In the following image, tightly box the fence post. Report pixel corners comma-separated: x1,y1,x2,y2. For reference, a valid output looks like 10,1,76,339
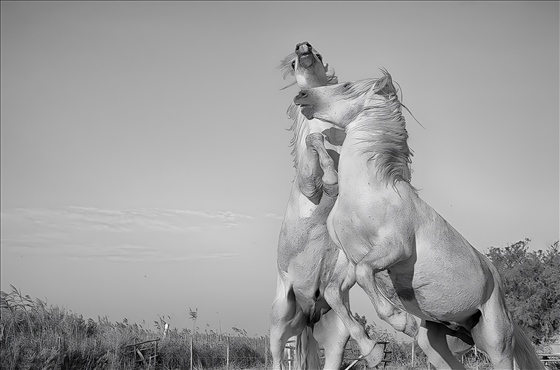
288,341,292,370
475,345,479,370
265,337,268,369
226,336,230,370
411,341,415,368
190,336,193,370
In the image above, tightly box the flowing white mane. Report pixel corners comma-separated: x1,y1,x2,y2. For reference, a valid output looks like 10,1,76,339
278,52,339,168
347,72,414,187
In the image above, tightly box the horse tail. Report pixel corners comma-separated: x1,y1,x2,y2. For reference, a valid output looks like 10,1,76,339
512,322,544,370
293,326,321,370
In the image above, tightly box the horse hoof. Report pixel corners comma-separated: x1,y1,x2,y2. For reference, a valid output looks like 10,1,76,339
363,343,385,369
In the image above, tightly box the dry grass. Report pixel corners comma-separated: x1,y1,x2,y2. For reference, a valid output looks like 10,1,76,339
2,286,551,370
0,285,267,370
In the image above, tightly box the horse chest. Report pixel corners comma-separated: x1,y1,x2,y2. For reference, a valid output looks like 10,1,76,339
328,204,378,264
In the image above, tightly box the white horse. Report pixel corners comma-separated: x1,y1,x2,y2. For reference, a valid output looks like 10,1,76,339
293,70,544,370
273,45,419,370
270,41,351,370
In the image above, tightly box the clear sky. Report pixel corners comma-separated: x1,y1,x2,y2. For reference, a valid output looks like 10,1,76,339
1,1,558,338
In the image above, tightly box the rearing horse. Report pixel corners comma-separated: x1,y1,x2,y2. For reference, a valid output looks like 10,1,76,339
272,44,419,370
293,70,544,370
270,41,351,370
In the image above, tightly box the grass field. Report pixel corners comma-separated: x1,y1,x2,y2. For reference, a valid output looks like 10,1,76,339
1,285,555,369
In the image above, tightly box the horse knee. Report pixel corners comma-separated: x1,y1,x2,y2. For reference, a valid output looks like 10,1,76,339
355,261,374,287
319,154,334,170
324,283,341,307
305,132,324,148
404,314,420,337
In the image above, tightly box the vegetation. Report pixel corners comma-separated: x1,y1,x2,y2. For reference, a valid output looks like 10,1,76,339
1,239,558,369
0,286,268,369
486,239,560,345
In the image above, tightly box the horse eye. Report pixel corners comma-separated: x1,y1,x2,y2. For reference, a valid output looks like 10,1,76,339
291,60,296,69
316,54,323,61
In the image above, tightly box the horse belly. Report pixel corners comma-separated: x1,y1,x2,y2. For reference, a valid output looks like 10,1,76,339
393,255,487,323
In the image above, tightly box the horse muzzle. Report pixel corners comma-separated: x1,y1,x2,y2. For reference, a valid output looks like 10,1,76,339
295,42,316,69
294,92,315,120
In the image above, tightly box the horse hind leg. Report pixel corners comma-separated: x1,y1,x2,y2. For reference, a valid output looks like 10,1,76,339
470,292,515,370
417,320,466,370
312,301,350,369
270,280,307,370
471,294,544,369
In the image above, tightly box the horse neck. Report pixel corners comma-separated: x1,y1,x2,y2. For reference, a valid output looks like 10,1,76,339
290,107,340,168
342,96,413,187
287,71,340,168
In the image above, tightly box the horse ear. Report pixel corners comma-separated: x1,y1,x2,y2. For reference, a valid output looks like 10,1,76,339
373,75,389,93
373,70,397,95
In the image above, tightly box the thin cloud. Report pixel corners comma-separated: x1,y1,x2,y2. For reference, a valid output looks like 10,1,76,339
1,206,252,262
3,237,238,263
82,244,238,263
1,206,254,234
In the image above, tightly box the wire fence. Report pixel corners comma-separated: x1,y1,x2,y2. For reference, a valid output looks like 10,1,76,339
131,330,270,369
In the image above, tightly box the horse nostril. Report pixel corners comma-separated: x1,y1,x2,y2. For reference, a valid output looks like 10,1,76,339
295,41,312,52
298,91,307,99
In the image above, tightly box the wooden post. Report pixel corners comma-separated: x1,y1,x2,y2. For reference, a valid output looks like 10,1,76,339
226,337,230,370
264,337,268,369
475,345,479,370
288,341,292,370
190,336,193,370
411,341,415,368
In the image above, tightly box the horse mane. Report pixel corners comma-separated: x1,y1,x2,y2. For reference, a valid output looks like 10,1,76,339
278,51,339,168
285,102,309,167
348,71,414,188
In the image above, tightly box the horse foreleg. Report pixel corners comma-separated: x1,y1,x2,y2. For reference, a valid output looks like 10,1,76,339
324,251,385,369
374,271,419,338
297,143,324,205
305,132,338,198
354,238,418,335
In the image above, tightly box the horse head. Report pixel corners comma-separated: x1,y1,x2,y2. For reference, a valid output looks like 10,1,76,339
293,70,398,127
293,41,329,89
279,42,337,90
